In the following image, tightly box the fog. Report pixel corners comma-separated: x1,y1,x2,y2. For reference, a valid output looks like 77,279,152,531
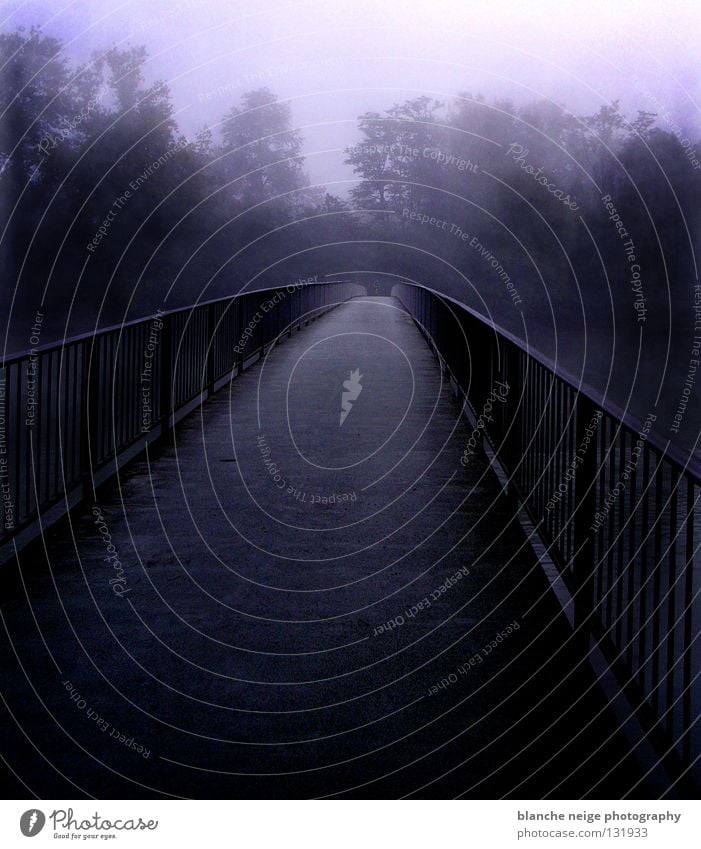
2,0,701,451
4,0,700,188
3,1,701,804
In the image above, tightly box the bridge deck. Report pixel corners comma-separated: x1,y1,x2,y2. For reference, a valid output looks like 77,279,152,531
0,296,647,798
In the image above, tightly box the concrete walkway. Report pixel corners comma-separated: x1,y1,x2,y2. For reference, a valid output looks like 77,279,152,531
0,297,648,799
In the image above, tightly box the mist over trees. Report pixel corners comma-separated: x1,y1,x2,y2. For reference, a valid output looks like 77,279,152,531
342,93,701,436
0,27,354,348
2,25,700,442
344,94,699,342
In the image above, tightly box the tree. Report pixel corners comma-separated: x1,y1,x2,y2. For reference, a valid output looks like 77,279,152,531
0,26,73,180
219,87,307,210
345,97,444,214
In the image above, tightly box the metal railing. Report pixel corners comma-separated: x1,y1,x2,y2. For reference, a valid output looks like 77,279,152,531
393,281,700,789
0,281,364,554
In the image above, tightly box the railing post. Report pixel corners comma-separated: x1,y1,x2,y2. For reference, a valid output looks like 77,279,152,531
235,297,245,371
259,301,266,361
502,342,520,509
81,337,100,502
276,291,281,345
572,396,600,652
206,302,216,394
159,313,173,443
0,364,10,546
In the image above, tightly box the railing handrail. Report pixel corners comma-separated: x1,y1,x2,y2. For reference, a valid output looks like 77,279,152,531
392,280,701,483
393,280,701,788
1,278,338,366
0,279,363,557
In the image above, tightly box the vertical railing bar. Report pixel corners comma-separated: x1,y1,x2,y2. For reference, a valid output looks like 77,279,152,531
605,423,615,631
564,385,572,563
552,377,562,548
13,364,22,526
596,416,607,613
639,447,651,696
626,440,638,670
49,349,56,501
122,329,129,449
113,330,119,456
133,327,140,442
24,359,31,521
615,430,627,650
206,302,215,392
525,359,532,502
528,361,535,505
652,455,664,715
81,337,96,501
118,331,123,457
160,312,172,440
189,310,195,399
541,367,548,517
572,393,598,643
37,350,45,506
60,347,69,492
126,329,133,448
682,477,695,764
101,332,107,465
569,388,578,563
2,363,11,541
541,367,549,519
544,372,553,539
71,344,79,483
666,467,679,736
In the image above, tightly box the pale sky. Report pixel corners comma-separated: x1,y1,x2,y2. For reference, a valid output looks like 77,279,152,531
2,0,700,189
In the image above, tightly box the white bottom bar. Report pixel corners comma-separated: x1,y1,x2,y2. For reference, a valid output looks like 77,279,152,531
1,800,699,848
